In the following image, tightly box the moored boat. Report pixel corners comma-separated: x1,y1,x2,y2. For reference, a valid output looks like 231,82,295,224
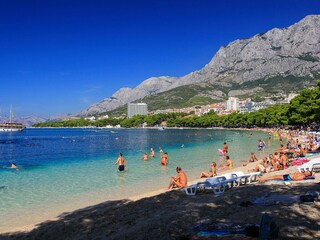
0,105,26,132
0,122,26,132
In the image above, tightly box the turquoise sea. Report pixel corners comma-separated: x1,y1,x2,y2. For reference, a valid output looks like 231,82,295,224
0,128,279,231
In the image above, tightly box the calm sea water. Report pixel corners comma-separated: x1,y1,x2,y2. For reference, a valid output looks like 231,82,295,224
0,128,278,230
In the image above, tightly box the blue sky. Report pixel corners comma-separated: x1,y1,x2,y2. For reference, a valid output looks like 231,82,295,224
0,0,319,117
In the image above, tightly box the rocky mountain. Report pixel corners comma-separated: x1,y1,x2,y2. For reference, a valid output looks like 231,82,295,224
78,15,320,116
0,115,47,127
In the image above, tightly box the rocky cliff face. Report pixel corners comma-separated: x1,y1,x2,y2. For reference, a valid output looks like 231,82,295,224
78,15,320,116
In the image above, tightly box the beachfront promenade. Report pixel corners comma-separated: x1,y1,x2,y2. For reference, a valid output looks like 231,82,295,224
1,129,319,239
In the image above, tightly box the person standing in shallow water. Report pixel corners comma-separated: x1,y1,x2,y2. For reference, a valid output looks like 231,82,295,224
150,148,155,158
161,152,168,165
114,153,126,171
223,142,228,156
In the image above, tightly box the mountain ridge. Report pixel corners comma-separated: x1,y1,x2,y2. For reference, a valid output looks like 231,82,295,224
78,15,320,116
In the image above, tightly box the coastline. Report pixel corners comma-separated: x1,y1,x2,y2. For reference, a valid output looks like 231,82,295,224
1,159,319,239
0,127,271,233
1,127,319,239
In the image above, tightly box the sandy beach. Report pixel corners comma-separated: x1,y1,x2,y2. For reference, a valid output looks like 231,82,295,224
1,158,319,240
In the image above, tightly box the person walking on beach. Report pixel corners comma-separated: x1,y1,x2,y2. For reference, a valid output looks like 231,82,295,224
114,153,126,171
168,166,188,189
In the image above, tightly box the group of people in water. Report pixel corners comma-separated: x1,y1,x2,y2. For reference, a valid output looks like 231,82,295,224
114,127,320,189
114,147,170,172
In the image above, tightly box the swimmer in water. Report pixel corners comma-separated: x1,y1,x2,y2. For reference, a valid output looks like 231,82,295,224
11,163,17,169
142,153,148,161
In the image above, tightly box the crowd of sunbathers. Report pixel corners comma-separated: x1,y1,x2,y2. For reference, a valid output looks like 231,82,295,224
167,128,320,190
249,129,320,175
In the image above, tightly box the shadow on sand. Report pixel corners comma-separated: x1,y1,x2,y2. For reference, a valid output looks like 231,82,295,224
1,182,319,239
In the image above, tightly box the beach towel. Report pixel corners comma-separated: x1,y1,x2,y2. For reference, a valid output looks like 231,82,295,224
192,221,259,239
298,157,320,172
239,193,318,207
291,158,309,166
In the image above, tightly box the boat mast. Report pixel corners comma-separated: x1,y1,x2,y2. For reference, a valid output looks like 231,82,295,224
10,105,13,123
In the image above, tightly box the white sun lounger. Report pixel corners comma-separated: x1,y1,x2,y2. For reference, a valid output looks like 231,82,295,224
184,176,233,196
231,171,261,185
298,157,320,173
311,163,320,173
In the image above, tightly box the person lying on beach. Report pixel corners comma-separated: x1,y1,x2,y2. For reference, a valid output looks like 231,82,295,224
142,153,148,161
114,153,126,171
200,162,217,178
258,171,313,182
168,166,188,189
249,157,274,173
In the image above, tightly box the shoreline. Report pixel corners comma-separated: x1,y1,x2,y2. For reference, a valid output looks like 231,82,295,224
1,128,318,237
0,160,261,234
0,127,273,234
0,157,303,235
1,159,319,239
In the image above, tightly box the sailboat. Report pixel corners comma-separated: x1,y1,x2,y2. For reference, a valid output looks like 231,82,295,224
0,105,26,132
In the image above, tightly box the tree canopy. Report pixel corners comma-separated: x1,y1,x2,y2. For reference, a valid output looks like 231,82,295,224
33,80,320,129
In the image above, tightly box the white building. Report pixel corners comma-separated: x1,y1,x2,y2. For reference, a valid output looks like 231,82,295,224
127,103,148,118
286,93,299,103
226,97,239,111
98,115,109,120
85,116,96,121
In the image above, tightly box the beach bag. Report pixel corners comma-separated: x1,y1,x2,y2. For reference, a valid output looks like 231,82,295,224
259,213,279,239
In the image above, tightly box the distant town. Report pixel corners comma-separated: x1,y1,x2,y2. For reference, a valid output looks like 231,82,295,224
83,92,299,121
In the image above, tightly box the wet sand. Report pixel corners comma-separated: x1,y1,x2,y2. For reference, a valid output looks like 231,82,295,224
1,160,319,240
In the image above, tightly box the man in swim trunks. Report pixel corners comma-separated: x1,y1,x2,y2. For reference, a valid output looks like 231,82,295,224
114,153,126,171
258,171,312,182
168,166,188,189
